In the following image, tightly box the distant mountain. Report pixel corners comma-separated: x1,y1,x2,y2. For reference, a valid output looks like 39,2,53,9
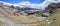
0,2,43,16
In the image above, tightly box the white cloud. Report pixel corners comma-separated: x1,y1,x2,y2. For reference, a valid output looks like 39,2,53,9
0,1,14,6
18,1,31,4
15,0,60,10
38,0,60,10
0,0,60,10
14,1,40,9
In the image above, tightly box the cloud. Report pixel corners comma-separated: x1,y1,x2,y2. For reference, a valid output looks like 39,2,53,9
0,1,14,6
18,1,31,4
38,0,59,10
15,1,39,8
15,0,60,10
0,0,60,10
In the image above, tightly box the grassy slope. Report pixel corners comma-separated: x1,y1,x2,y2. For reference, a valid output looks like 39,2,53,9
0,8,39,24
0,6,60,26
48,9,60,26
0,21,4,26
37,9,60,26
0,21,8,26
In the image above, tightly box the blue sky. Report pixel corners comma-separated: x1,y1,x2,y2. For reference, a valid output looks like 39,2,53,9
0,0,45,4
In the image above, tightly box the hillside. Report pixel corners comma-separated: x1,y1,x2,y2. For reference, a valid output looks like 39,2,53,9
37,3,60,26
0,2,60,26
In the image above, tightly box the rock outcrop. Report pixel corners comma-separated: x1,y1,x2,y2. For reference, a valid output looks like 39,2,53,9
41,3,60,17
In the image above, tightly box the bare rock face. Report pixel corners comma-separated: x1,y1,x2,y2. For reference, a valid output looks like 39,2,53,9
45,3,60,13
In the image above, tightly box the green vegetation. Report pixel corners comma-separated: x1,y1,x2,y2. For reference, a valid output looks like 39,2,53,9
37,9,60,26
34,12,42,17
0,21,4,26
0,21,8,26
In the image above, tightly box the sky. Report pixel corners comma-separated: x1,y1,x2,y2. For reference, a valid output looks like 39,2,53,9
0,0,45,4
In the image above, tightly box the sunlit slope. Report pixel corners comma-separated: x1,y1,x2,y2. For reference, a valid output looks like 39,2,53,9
48,9,60,26
0,8,40,23
37,8,60,26
0,21,8,26
0,21,4,26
